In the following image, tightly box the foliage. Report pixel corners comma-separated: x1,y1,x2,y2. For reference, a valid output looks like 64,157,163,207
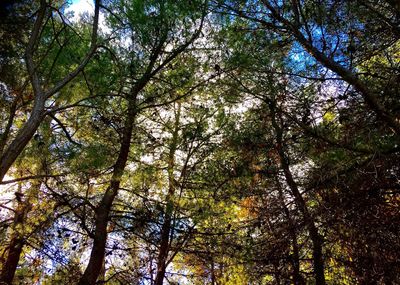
1,0,399,284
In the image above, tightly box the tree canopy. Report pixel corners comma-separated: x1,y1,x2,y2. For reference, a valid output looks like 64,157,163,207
0,0,399,284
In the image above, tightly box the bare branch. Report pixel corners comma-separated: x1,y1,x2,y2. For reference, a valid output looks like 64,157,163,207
0,174,66,185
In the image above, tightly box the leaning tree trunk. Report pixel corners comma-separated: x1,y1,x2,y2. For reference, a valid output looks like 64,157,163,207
0,100,44,182
77,96,137,285
0,0,100,182
0,0,47,182
77,14,203,282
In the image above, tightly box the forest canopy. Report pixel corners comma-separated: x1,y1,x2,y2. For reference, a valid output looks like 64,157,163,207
0,0,399,284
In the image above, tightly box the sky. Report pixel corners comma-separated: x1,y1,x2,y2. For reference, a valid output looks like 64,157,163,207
66,0,94,22
66,0,110,33
0,0,99,217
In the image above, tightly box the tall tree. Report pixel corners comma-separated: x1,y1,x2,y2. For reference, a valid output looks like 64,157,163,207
0,0,100,182
77,1,206,283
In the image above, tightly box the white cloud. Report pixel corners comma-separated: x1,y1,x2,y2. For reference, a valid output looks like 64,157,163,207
65,0,94,22
65,0,110,33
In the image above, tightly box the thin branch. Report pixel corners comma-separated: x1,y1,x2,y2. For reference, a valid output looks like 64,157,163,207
0,174,66,185
44,0,101,98
48,113,82,146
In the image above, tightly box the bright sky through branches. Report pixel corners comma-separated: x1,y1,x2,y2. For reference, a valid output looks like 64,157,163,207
66,0,93,21
66,0,110,33
1,1,399,283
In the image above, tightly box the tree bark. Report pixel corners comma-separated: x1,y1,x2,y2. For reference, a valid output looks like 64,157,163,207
0,102,44,181
154,213,172,285
276,178,304,285
0,0,47,182
270,102,326,285
77,95,137,285
0,237,24,285
0,99,18,157
0,180,38,284
210,257,216,285
154,103,181,285
77,13,203,283
0,0,100,182
0,207,26,285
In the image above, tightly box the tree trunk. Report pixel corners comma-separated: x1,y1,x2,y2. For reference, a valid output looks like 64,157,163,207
278,153,325,285
210,257,216,285
262,1,400,134
270,102,326,285
276,178,304,285
0,0,47,183
0,102,44,182
0,179,41,284
0,237,24,284
77,98,136,285
0,0,100,182
278,146,325,285
154,103,181,285
0,99,18,157
77,16,201,282
154,214,172,285
1,201,31,283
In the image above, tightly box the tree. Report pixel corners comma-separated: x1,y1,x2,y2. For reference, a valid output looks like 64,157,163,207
1,1,399,284
220,0,400,134
0,0,100,182
76,1,207,283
